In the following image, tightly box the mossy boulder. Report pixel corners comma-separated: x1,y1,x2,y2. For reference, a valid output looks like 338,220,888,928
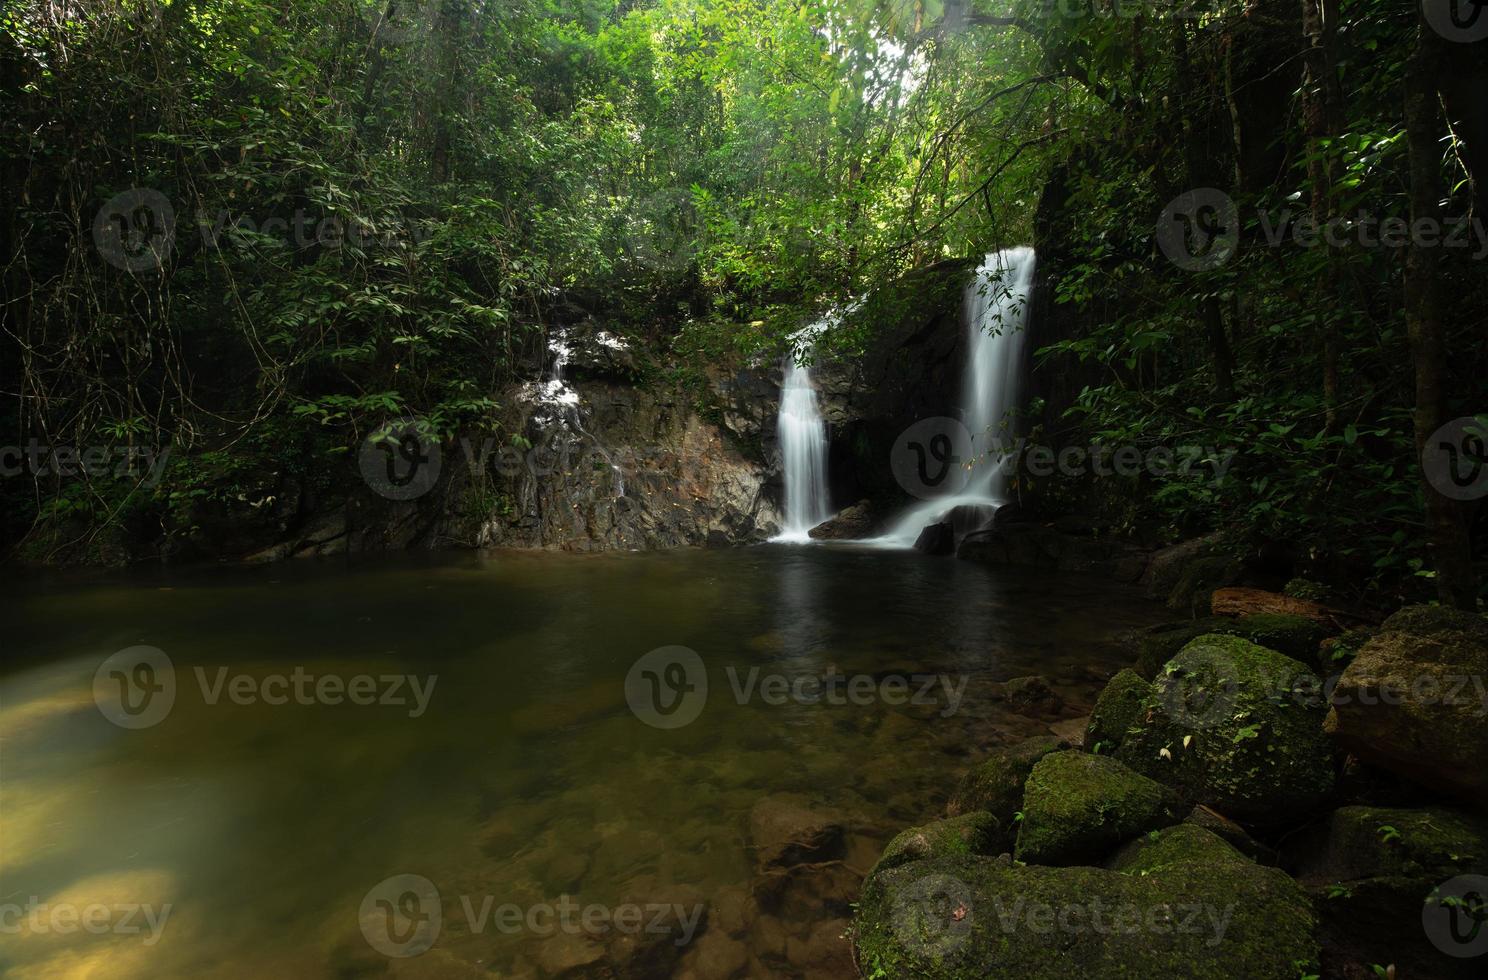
1227,613,1331,666
1293,806,1488,980
945,735,1065,820
1166,553,1243,616
1116,634,1335,827
1133,618,1237,678
1134,614,1330,677
1015,752,1182,866
874,812,1003,875
853,825,1319,979
1298,806,1488,883
1326,605,1488,808
1085,669,1152,754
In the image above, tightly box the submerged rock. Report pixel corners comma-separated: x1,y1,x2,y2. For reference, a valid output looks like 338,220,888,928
1116,634,1335,827
1326,605,1488,808
945,735,1066,822
1000,674,1065,718
749,795,846,872
1015,752,1182,866
852,824,1318,978
1083,668,1151,754
956,522,1149,582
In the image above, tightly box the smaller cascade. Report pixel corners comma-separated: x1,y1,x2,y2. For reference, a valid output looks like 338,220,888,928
772,324,834,542
523,327,625,497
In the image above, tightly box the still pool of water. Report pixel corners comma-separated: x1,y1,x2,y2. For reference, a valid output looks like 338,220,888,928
2,545,1164,979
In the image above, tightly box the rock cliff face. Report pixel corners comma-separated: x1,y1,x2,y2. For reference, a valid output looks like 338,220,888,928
809,258,977,514
236,324,782,562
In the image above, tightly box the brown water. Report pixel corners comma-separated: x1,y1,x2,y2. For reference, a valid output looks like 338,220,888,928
1,544,1163,979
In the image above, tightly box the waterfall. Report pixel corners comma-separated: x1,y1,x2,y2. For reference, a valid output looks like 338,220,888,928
772,326,834,542
879,247,1036,546
527,328,625,497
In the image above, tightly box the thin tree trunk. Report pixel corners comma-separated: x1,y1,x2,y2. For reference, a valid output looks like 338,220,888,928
1301,0,1344,433
1404,24,1478,609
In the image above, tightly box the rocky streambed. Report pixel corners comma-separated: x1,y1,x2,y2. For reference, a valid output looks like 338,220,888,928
850,594,1488,980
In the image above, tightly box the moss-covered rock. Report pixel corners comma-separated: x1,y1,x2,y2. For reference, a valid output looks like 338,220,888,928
1182,806,1276,865
1228,613,1331,666
1116,634,1335,827
1293,806,1488,980
1085,669,1152,754
945,735,1065,820
1299,806,1488,883
1326,605,1488,808
874,812,1003,875
1379,604,1488,640
1015,752,1182,866
1133,614,1329,677
853,825,1318,979
1133,618,1236,679
1166,554,1243,616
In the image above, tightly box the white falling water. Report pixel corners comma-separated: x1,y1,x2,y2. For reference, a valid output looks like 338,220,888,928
772,325,834,543
879,247,1036,545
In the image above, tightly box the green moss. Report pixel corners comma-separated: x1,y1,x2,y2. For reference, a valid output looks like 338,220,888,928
946,735,1065,820
1135,615,1330,677
1085,669,1152,753
1321,806,1488,881
1116,634,1335,827
1230,613,1331,666
1165,554,1242,616
875,812,1005,875
1381,604,1488,640
853,826,1319,979
1015,752,1181,866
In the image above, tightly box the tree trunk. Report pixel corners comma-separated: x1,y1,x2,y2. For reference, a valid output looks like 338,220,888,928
1404,24,1478,609
1300,0,1344,433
